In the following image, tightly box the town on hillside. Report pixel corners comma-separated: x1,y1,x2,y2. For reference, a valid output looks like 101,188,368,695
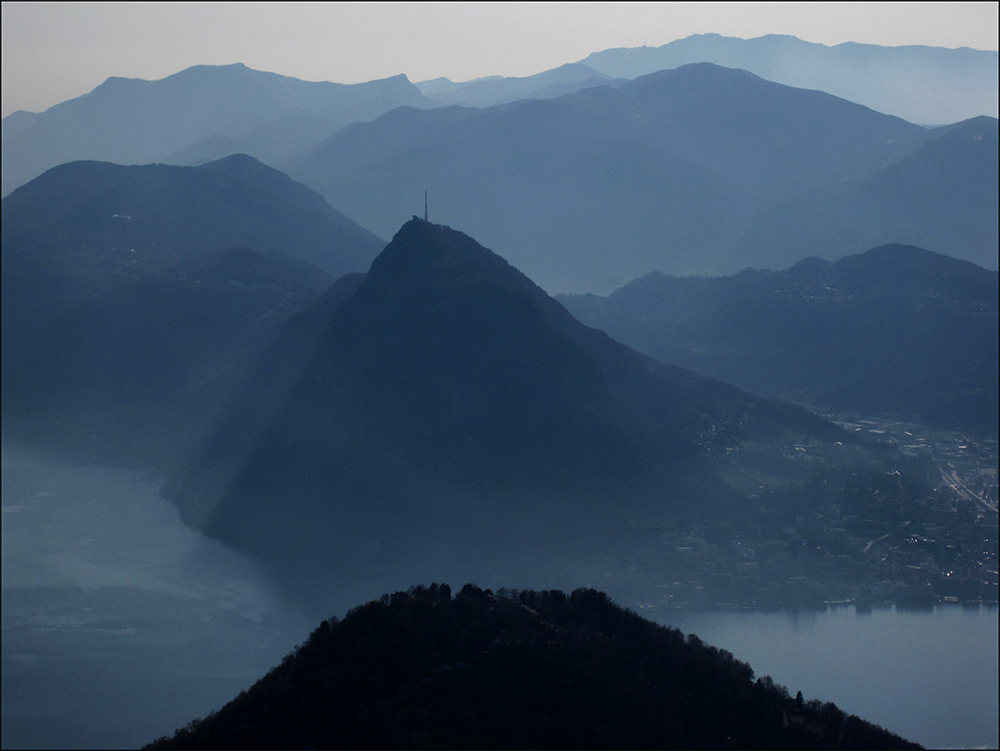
624,414,998,612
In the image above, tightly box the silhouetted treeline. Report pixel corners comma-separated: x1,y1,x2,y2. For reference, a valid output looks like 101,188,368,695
147,584,920,749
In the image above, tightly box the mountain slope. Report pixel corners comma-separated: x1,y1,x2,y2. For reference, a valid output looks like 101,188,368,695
582,33,998,125
418,62,623,107
734,116,999,270
286,63,943,292
146,585,920,750
612,64,925,197
1,247,328,472
1,154,384,324
558,244,999,434
1,63,437,195
1,155,384,471
164,271,367,528
191,220,846,591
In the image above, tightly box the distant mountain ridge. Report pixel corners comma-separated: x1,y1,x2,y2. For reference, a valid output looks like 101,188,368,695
414,33,996,124
416,62,627,107
1,62,438,196
558,244,999,435
734,116,999,269
6,32,992,192
581,33,998,124
286,63,996,293
5,42,995,293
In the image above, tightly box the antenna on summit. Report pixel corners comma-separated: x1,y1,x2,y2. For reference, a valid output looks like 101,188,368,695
424,190,428,222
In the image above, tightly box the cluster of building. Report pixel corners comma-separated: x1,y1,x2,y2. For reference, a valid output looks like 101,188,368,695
633,416,998,611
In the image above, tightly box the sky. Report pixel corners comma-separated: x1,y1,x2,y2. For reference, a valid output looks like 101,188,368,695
2,1,998,118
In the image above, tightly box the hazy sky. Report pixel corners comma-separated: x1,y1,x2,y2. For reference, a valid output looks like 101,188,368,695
2,2,998,118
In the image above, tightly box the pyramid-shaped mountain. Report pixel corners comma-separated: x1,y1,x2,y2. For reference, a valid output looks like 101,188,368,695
193,220,842,588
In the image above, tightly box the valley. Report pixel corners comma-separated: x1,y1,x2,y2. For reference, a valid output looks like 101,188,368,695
4,439,995,749
3,9,997,748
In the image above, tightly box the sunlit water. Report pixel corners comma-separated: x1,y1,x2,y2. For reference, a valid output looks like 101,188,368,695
3,443,997,749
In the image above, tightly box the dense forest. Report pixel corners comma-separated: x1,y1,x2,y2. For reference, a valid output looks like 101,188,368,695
147,584,920,750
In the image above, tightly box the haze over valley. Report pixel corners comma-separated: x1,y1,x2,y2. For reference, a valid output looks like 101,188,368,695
2,6,997,748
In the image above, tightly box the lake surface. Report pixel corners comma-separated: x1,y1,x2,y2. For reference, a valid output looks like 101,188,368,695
660,603,998,749
1,444,316,749
3,443,997,749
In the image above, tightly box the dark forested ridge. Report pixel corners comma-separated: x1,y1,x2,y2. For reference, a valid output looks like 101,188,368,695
146,584,921,750
558,244,999,435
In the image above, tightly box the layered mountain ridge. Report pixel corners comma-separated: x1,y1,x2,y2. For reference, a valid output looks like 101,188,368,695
559,244,999,434
5,54,995,293
735,115,998,270
1,62,437,196
2,32,995,751
1,154,384,321
288,63,996,292
581,33,998,124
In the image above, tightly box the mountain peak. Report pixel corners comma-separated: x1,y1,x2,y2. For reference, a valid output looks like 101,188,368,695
366,218,524,292
197,152,286,179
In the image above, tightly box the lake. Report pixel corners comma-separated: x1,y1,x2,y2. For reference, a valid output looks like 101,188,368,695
3,443,997,749
1,444,316,749
660,603,998,749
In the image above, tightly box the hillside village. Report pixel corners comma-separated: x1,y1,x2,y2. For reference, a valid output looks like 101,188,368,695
625,414,997,612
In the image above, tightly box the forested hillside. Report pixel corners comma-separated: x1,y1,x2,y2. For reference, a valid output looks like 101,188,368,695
147,585,921,750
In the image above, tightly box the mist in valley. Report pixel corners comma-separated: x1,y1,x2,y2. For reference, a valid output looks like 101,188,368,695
4,440,996,750
3,5,998,749
1,444,314,749
0,440,684,748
